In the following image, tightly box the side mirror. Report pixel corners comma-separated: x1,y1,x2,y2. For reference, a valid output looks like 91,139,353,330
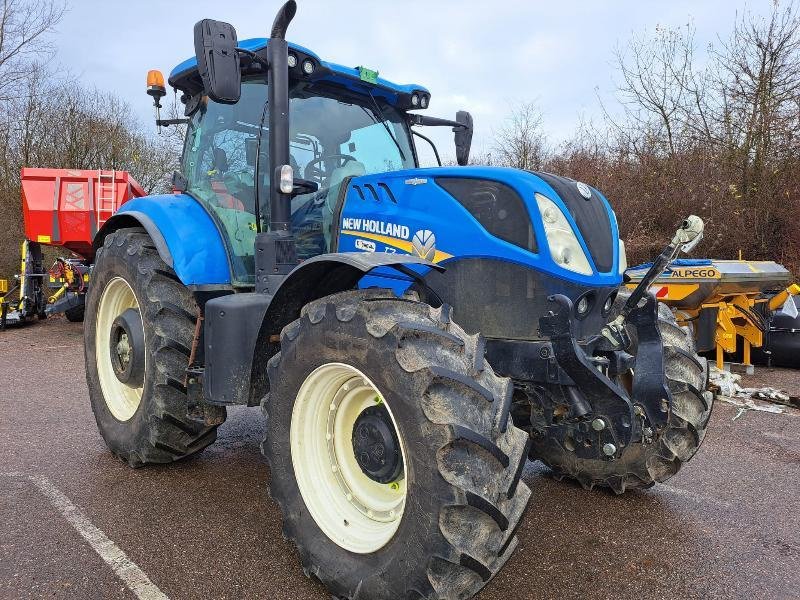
454,110,473,166
193,19,242,104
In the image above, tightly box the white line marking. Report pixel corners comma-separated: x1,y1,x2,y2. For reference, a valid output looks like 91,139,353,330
2,472,169,600
660,484,731,509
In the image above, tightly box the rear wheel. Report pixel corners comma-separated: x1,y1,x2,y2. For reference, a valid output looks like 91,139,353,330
529,296,713,493
84,228,225,467
65,303,85,322
263,289,531,599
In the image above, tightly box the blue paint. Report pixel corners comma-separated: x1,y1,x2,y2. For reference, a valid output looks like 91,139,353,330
117,195,231,286
335,167,624,295
170,38,427,105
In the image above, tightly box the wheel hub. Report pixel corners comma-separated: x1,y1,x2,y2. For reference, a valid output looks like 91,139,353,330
291,363,407,554
109,307,145,387
352,405,403,484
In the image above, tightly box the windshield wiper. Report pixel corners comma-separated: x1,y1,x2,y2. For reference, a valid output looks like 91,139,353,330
366,91,406,162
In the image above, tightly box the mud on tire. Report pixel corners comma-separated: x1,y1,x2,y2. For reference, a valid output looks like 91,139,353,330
85,228,226,467
529,295,713,494
262,289,531,600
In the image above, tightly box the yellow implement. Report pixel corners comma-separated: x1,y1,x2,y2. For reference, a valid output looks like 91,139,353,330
626,260,799,369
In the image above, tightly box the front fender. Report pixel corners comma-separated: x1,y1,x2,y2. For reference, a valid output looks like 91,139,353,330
94,194,231,287
241,252,443,405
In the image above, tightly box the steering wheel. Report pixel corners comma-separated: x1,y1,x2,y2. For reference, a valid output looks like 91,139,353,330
304,153,357,181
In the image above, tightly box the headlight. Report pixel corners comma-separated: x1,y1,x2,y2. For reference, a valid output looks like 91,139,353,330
618,239,627,274
535,193,593,275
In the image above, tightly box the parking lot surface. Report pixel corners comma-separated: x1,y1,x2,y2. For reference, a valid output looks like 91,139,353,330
1,317,798,599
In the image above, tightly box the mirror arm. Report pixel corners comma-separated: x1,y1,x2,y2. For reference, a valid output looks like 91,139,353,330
236,47,269,70
407,113,465,129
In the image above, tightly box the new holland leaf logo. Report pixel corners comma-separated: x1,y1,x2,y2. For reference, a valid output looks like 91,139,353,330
411,229,436,261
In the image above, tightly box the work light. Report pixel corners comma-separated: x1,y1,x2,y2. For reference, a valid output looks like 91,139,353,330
279,165,294,194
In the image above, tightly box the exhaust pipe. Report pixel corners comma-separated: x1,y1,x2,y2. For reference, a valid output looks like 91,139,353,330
267,0,297,233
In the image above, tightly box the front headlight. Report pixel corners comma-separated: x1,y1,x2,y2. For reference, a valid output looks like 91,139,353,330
618,239,627,274
535,193,593,275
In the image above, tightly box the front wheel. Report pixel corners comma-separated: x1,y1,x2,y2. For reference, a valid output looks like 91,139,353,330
263,289,531,600
529,296,713,493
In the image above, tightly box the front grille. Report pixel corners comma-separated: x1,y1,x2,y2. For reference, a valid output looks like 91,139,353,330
422,258,615,341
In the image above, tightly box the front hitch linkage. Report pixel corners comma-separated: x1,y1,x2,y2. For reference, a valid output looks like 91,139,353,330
601,215,705,349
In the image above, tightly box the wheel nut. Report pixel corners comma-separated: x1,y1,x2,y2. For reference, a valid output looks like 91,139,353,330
591,418,606,431
602,443,617,456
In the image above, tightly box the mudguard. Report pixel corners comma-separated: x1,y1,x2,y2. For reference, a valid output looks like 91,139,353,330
94,194,231,288
205,252,443,406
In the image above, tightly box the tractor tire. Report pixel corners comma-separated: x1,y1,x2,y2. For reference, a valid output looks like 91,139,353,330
65,304,85,323
84,227,226,467
530,294,713,494
262,289,531,600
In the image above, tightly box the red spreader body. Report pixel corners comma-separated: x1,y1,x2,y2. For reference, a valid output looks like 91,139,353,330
21,168,146,258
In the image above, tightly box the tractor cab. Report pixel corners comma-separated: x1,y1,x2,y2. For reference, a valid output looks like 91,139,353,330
162,38,465,286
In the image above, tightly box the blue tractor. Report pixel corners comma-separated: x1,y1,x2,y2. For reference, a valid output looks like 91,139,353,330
84,3,713,598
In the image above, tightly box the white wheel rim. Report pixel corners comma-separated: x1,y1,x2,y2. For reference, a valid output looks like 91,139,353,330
290,363,407,554
95,277,144,421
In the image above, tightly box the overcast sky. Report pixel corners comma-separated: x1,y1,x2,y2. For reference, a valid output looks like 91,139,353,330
52,0,775,163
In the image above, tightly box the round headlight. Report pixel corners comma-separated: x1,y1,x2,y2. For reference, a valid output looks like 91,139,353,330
577,296,589,315
420,95,429,109
288,53,298,68
542,207,558,224
302,59,315,75
411,93,420,107
603,294,615,313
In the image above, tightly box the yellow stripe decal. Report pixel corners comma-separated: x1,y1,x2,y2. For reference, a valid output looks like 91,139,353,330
341,230,452,263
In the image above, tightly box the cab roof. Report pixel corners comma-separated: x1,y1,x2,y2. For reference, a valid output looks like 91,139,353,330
168,37,430,109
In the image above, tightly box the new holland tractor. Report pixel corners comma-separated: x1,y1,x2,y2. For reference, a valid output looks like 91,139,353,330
84,2,713,598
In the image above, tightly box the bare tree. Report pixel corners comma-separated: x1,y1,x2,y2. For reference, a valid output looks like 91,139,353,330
0,0,64,100
492,101,548,170
713,3,800,195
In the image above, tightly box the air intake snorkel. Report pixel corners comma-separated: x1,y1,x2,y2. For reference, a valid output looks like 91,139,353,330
268,0,297,233
253,0,300,295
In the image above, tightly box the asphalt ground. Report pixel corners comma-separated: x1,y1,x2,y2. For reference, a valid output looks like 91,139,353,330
1,316,798,600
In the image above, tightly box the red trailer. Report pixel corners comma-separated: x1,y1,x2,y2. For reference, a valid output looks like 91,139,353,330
21,168,146,258
2,169,146,327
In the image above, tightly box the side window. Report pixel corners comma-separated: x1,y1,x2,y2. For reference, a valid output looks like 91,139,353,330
181,80,267,286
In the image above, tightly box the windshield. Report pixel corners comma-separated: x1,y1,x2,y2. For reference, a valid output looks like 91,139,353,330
181,80,416,285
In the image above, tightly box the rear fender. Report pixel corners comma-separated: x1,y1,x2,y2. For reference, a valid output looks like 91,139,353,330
94,194,232,289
